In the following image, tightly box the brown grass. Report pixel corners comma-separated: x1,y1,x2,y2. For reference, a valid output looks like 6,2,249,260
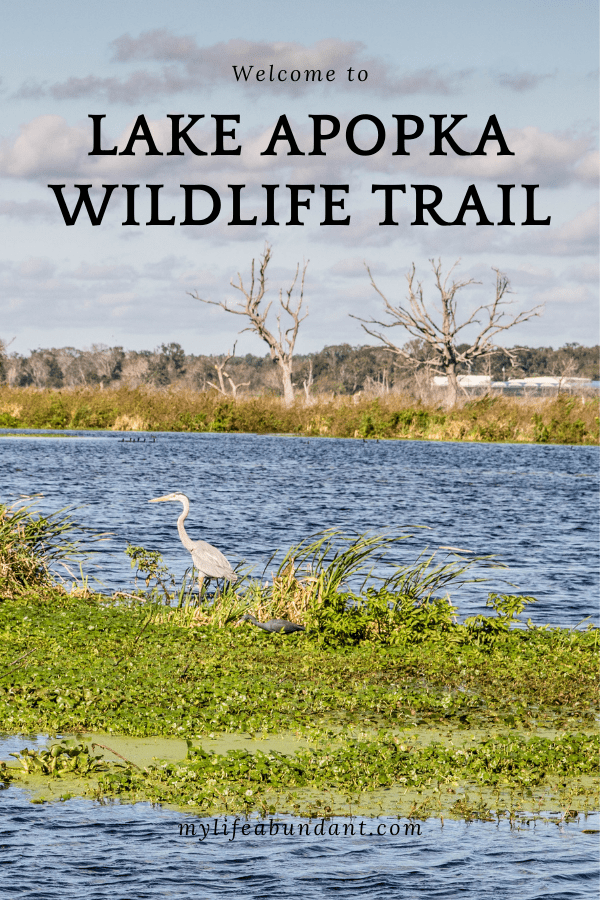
0,385,597,444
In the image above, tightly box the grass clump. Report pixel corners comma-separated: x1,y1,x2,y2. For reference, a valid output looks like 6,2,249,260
126,528,497,646
0,500,97,600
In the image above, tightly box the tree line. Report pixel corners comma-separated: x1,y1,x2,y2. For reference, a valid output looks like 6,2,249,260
1,246,597,402
0,340,596,397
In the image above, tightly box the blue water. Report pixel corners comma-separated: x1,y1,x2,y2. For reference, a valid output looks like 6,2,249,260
0,429,598,624
0,430,598,896
1,787,598,899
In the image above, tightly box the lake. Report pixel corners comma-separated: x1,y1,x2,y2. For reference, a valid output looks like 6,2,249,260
1,778,598,900
0,429,597,624
0,429,598,897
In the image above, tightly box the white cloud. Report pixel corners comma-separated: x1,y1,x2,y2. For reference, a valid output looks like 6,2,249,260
562,261,599,284
0,115,89,178
328,258,370,278
14,33,471,102
529,203,599,256
573,150,599,184
534,284,590,305
67,262,138,281
17,257,56,278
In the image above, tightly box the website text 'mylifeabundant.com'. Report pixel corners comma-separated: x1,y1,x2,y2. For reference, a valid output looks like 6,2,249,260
178,818,422,842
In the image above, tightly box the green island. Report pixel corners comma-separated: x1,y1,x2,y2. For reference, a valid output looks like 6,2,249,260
0,502,598,823
0,386,598,444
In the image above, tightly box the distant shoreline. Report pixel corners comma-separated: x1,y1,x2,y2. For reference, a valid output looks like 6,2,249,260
0,386,598,445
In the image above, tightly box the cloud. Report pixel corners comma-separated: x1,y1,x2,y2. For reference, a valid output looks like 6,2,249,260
0,115,89,178
17,257,56,279
0,199,57,221
496,71,554,92
534,284,591,305
413,202,599,259
15,33,471,102
562,261,599,284
573,150,599,184
67,262,138,281
357,125,596,187
328,258,370,278
1,111,594,200
540,203,599,255
110,29,205,63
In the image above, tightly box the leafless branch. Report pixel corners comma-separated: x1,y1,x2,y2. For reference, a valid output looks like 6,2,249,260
189,243,309,405
353,258,543,405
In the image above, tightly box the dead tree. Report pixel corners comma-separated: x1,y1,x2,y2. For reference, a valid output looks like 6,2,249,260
207,344,250,399
0,337,14,384
354,259,542,406
302,359,314,405
189,244,308,406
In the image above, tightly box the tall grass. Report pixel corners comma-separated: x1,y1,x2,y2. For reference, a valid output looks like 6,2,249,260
0,500,100,599
0,385,597,444
0,499,555,648
149,529,502,646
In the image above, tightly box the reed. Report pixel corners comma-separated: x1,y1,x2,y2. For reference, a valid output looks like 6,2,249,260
0,385,597,444
132,529,504,647
0,500,97,599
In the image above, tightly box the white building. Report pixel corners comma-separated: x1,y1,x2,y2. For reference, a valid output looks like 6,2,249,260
432,375,491,387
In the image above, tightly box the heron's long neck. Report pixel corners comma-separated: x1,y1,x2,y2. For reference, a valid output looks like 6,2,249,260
176,498,195,551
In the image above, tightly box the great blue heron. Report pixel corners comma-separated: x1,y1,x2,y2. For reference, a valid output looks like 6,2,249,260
238,613,305,634
149,492,237,594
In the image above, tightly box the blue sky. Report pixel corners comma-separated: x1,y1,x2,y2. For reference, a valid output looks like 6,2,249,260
1,0,598,356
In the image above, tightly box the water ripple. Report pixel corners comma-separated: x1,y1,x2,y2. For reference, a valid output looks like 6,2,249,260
1,790,598,899
0,431,597,623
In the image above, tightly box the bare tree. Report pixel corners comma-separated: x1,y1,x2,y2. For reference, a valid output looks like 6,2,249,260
355,259,543,405
189,244,308,406
302,358,314,405
550,356,581,394
4,353,25,387
91,344,124,388
207,344,250,399
0,337,12,384
121,351,150,388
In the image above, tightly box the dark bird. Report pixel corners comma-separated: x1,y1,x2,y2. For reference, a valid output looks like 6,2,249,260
149,492,237,594
238,613,305,634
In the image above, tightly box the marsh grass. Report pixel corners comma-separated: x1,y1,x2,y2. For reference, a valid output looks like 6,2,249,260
134,529,499,646
0,500,101,599
0,386,597,444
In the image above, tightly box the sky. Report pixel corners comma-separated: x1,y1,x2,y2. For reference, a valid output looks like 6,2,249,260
1,0,598,357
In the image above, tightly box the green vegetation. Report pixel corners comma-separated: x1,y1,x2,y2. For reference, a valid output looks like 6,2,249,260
2,342,598,392
0,503,598,819
0,386,598,444
0,500,100,599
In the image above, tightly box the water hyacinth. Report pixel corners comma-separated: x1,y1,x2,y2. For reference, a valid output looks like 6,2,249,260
0,502,597,820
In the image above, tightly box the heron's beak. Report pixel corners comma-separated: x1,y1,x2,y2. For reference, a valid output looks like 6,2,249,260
149,495,171,503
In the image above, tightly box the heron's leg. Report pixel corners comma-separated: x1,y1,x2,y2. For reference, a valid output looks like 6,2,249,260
197,574,205,597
